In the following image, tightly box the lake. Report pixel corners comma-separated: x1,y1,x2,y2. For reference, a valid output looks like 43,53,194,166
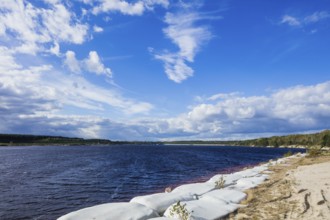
0,145,304,220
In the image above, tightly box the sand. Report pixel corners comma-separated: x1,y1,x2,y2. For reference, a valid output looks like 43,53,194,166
227,154,330,220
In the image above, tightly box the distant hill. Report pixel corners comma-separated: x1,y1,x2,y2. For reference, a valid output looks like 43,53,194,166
1,130,330,148
235,130,330,148
0,134,163,146
0,134,115,146
164,130,330,148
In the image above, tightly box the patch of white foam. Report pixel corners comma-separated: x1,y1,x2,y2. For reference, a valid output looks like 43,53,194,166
57,202,159,220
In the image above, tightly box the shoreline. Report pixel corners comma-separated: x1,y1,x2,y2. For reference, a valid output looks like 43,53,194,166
227,154,330,220
58,153,307,220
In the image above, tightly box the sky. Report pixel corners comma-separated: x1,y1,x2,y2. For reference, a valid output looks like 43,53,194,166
0,0,330,141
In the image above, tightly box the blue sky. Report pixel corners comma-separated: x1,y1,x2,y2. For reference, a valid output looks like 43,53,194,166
0,0,330,140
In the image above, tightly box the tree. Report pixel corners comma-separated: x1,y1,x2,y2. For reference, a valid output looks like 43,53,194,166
321,134,330,147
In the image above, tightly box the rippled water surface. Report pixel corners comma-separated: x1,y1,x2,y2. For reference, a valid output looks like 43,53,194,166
0,145,304,220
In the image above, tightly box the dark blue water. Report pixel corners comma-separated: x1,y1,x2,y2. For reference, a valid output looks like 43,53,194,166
0,145,304,220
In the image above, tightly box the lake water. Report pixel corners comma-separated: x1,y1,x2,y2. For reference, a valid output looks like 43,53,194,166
0,145,304,220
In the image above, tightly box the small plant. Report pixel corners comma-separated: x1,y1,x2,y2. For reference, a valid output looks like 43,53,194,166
283,150,293,157
169,201,190,220
307,148,322,157
215,175,225,189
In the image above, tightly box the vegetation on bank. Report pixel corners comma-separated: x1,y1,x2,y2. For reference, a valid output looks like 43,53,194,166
238,130,330,148
1,130,329,148
0,134,160,146
164,130,330,148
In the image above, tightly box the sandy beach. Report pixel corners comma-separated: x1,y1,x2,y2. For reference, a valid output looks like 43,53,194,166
227,154,330,220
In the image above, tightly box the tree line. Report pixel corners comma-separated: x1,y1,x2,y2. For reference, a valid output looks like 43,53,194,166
164,130,330,148
1,130,329,148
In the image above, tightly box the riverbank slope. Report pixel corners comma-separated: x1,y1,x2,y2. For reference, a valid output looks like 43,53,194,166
227,154,330,220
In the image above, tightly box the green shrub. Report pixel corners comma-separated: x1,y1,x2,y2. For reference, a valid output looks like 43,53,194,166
169,201,191,220
307,148,322,157
215,175,225,189
283,151,293,157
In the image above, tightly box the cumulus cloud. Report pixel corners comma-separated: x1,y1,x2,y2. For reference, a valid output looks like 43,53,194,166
0,45,153,139
84,51,112,77
64,51,81,73
64,50,112,78
26,80,325,141
0,114,153,140
92,0,169,15
41,3,88,44
154,11,212,83
0,1,155,140
281,11,330,27
1,47,330,141
0,0,88,55
145,81,330,140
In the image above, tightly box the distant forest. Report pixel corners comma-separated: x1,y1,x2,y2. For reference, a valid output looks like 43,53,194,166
0,134,115,146
0,134,161,146
164,130,330,148
1,130,330,148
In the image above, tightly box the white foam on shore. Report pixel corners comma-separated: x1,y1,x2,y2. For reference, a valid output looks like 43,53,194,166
57,153,305,220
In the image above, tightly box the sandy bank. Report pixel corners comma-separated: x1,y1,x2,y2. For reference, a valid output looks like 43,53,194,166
227,154,330,220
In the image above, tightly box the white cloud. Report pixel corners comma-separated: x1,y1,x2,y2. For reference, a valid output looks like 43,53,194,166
49,41,60,56
64,50,112,78
164,12,211,61
44,0,60,4
41,3,89,44
154,11,212,83
93,25,104,33
0,47,21,72
1,48,330,141
0,1,156,140
84,51,112,77
92,0,169,15
144,0,169,9
0,46,153,121
145,81,330,139
281,11,330,27
0,0,89,55
281,15,301,26
80,0,93,5
93,0,144,15
304,11,330,23
208,92,241,101
65,51,81,73
154,53,193,83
